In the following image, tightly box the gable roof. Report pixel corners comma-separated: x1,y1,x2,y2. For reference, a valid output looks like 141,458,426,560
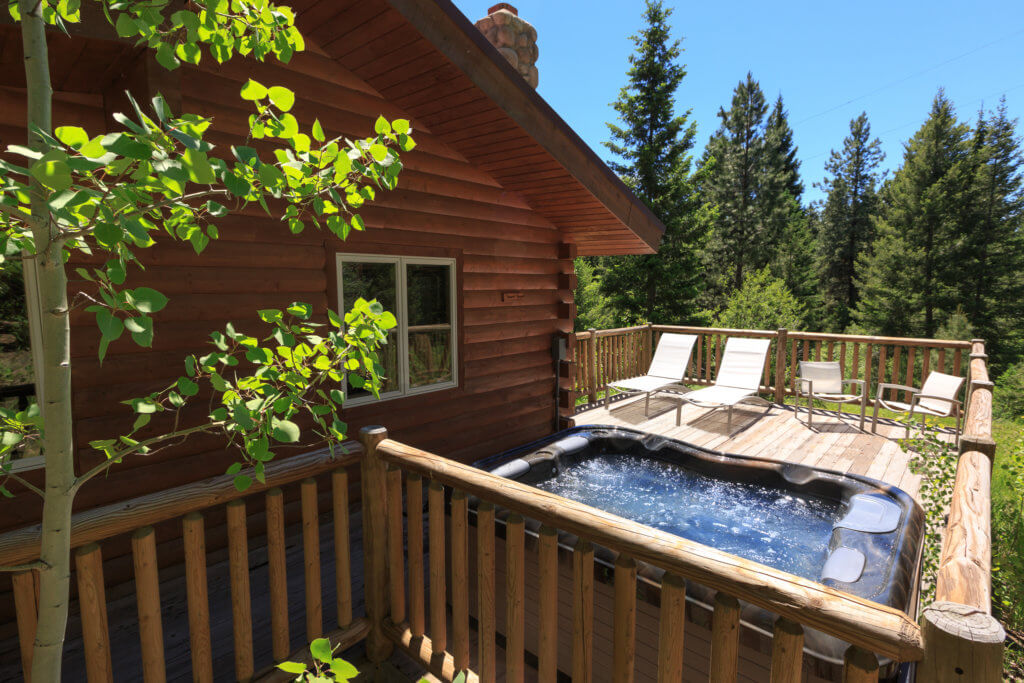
294,0,665,255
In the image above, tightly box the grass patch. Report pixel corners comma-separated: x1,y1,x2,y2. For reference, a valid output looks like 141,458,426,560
992,416,1024,678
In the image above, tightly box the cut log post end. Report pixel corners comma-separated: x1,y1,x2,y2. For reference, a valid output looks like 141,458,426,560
919,602,1005,683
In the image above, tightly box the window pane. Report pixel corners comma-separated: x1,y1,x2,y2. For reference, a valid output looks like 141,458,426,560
409,329,452,388
406,264,450,326
341,260,399,397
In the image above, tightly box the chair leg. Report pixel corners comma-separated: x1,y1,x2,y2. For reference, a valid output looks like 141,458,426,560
858,396,866,431
645,391,651,417
727,405,733,433
871,399,880,433
605,385,611,410
675,400,682,427
807,392,813,428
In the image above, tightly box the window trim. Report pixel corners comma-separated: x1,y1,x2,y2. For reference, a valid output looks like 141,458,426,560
335,253,458,406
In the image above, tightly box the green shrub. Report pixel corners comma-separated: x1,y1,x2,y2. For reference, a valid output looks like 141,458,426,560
716,267,805,331
995,363,1024,421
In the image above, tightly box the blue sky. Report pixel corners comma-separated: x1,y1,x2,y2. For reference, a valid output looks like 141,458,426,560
452,0,1024,204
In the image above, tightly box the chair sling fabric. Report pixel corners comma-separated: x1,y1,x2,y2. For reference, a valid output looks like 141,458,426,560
676,337,772,432
604,333,697,415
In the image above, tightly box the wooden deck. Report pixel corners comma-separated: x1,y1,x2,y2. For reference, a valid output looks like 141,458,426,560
571,393,927,502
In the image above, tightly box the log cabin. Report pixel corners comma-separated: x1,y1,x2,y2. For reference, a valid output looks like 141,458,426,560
0,1,1004,682
0,0,665,678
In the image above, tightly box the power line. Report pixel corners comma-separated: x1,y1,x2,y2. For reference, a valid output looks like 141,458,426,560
793,27,1024,126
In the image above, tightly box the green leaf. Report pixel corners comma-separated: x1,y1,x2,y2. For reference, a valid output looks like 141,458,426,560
272,419,300,443
132,413,151,432
55,125,89,148
233,474,252,492
183,148,215,184
130,287,169,313
175,42,201,65
240,79,268,101
369,144,388,163
276,662,307,674
30,159,72,191
329,659,359,679
177,377,199,397
309,638,333,664
126,316,153,347
96,310,124,346
374,116,390,135
267,86,295,112
311,119,325,142
154,42,180,71
392,119,410,135
114,12,137,37
286,302,312,320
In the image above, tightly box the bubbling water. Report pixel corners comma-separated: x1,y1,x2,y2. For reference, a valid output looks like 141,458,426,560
533,453,843,580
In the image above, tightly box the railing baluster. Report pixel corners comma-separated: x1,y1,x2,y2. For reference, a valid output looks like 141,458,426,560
770,616,804,682
506,513,526,683
802,339,809,361
710,592,739,683
892,345,902,393
695,333,703,383
877,345,888,393
331,468,352,629
12,570,37,683
573,538,594,683
789,338,798,394
301,478,323,641
613,555,637,683
451,490,470,672
428,480,447,654
537,525,558,683
265,489,290,663
132,526,166,683
407,473,425,636
840,341,847,378
226,499,253,680
477,501,496,682
76,543,113,683
657,573,685,683
183,512,214,681
842,645,879,683
828,340,835,361
715,334,724,381
852,343,860,384
905,347,917,402
953,347,963,377
815,340,822,361
386,466,406,625
864,344,873,394
922,344,931,382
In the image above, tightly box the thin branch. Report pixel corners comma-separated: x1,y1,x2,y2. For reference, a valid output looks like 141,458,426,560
73,420,226,490
4,471,44,497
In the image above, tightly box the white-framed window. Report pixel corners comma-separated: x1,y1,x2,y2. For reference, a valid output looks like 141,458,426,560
336,253,458,405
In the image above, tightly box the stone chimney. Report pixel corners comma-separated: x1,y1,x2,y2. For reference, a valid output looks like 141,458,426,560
474,3,539,88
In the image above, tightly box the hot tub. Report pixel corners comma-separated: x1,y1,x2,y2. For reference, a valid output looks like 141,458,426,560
471,426,924,681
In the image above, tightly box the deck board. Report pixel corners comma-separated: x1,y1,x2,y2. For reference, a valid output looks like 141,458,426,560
571,394,928,502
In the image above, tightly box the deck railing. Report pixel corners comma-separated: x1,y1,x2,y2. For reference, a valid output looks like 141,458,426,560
568,324,973,411
0,335,1003,682
1,445,368,683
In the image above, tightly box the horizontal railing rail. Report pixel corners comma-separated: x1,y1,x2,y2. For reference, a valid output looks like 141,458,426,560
361,427,923,683
5,442,367,682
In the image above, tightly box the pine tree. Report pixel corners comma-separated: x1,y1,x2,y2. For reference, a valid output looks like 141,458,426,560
700,76,805,306
816,113,885,331
854,91,973,337
958,100,1024,366
599,0,708,324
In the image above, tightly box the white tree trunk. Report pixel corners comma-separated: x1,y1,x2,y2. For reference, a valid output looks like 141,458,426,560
20,2,76,681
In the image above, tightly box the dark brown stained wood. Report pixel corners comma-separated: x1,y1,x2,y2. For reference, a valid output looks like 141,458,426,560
226,501,254,680
573,539,594,683
132,526,167,683
476,502,496,682
505,514,526,683
406,473,426,637
332,469,353,629
11,571,37,683
266,490,291,660
428,481,447,653
76,543,114,683
301,478,323,641
386,466,407,625
182,513,214,681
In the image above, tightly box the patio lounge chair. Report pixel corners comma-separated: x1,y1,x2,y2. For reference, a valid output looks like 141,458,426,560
797,361,867,430
674,337,772,431
605,333,697,416
871,371,965,442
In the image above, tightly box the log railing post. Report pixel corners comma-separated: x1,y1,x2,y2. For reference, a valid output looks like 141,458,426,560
919,602,1004,682
359,425,394,662
774,328,788,404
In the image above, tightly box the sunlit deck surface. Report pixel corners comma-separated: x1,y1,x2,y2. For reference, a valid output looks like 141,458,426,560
571,393,931,503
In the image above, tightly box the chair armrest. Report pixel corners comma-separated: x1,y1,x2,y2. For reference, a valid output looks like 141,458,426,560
876,383,919,399
843,379,865,396
796,378,812,394
912,393,962,409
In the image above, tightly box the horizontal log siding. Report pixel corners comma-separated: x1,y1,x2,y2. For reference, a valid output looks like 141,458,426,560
0,31,569,555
